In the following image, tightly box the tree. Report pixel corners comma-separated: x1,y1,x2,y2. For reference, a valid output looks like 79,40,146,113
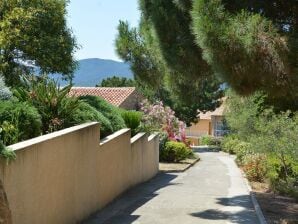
139,0,211,83
116,20,164,89
115,19,223,125
139,1,224,104
96,76,136,87
224,90,267,140
140,0,298,110
191,0,298,110
0,0,77,86
224,90,298,195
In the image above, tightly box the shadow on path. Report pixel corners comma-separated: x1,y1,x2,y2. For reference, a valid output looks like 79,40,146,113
83,151,259,224
82,172,178,224
190,195,257,224
192,146,221,153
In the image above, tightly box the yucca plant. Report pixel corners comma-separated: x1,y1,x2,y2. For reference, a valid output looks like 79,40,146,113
14,75,80,133
121,110,142,136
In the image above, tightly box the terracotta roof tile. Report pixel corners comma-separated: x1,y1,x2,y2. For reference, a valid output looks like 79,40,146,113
198,98,226,120
69,87,136,107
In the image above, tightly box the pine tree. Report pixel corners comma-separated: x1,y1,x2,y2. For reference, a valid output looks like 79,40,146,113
140,0,298,110
139,0,211,82
191,0,298,110
115,18,223,125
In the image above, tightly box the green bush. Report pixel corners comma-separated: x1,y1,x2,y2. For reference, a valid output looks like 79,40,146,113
121,110,142,135
79,95,126,132
266,155,298,199
242,154,267,182
224,91,298,198
223,110,298,198
221,136,242,154
224,90,266,141
161,141,193,162
0,100,42,145
66,101,113,138
200,135,221,146
221,136,252,165
251,111,298,198
234,142,252,165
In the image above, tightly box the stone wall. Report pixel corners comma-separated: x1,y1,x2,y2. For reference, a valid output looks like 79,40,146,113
119,91,144,110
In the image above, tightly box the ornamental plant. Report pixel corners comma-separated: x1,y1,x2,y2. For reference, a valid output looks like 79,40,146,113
161,141,193,163
140,100,186,142
14,76,80,133
121,110,142,136
78,95,126,132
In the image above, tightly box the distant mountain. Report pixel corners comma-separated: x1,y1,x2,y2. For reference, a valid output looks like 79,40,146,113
58,58,133,87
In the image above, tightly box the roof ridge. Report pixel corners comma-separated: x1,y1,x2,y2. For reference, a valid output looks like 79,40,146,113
71,87,135,89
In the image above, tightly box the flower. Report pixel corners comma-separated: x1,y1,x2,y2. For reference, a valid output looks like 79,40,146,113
140,100,187,144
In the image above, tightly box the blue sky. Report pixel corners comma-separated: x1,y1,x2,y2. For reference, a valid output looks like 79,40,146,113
67,0,140,61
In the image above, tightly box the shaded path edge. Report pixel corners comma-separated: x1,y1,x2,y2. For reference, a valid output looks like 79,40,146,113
242,171,268,224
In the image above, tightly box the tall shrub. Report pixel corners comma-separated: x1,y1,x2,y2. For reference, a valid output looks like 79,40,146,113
224,90,266,140
65,101,113,138
79,95,126,132
140,100,186,142
224,90,298,198
251,111,298,196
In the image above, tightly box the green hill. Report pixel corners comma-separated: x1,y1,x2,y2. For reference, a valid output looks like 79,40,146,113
68,58,133,87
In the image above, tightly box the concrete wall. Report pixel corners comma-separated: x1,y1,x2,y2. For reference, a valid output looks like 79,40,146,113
0,123,159,224
186,119,211,137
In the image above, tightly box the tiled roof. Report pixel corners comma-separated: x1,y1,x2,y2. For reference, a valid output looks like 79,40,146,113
69,87,136,107
198,98,226,120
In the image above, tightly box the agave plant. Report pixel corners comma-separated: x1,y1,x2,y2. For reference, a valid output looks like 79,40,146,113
14,75,80,133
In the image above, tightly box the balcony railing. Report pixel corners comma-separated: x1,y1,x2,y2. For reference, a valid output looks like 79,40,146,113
185,129,208,137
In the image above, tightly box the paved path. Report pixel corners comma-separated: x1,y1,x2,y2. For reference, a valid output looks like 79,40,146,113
84,148,259,224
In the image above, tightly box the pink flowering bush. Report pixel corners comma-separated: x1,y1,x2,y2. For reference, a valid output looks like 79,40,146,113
140,100,186,142
140,100,194,162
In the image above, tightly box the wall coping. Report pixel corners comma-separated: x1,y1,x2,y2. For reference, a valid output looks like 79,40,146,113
100,128,130,146
131,132,147,144
148,133,159,141
9,122,99,151
7,122,157,152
